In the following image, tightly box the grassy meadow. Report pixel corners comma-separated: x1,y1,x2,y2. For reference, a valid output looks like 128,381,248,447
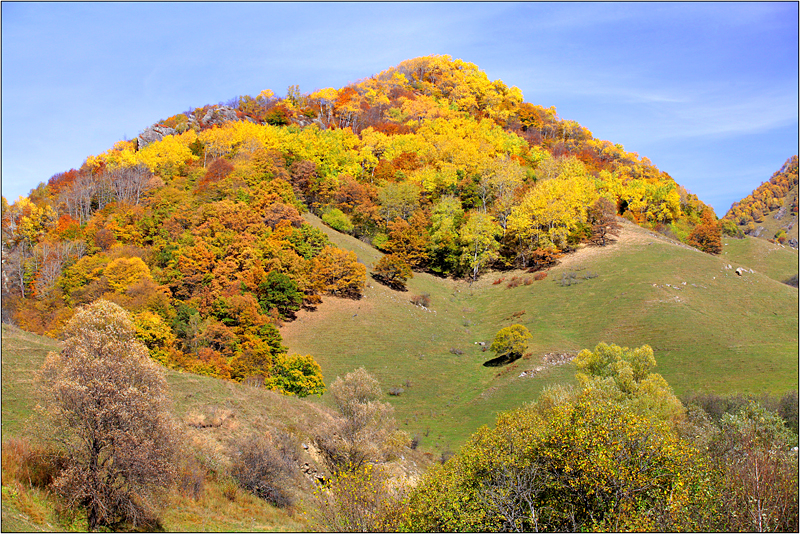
282,216,799,451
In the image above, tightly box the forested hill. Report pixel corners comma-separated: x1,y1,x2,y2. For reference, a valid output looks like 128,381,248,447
722,155,799,247
2,54,722,390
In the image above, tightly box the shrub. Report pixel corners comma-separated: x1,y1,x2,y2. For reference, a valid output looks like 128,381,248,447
322,208,355,234
372,254,413,291
1,437,67,489
265,353,326,397
229,432,296,508
312,463,403,532
449,348,464,355
175,452,207,501
410,293,431,307
533,271,547,281
710,403,799,532
505,276,523,288
403,390,717,532
315,368,399,473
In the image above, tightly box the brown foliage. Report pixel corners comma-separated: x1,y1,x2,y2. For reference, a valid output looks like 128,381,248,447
37,300,176,531
315,368,400,473
262,202,304,230
687,209,722,255
525,248,562,272
587,197,621,246
229,432,297,507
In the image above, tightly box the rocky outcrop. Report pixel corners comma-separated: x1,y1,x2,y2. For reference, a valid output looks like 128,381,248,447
200,106,238,127
137,125,177,149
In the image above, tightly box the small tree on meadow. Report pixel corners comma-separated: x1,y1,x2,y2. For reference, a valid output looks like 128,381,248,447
587,197,621,246
687,208,722,255
371,254,413,290
36,300,177,531
490,324,532,361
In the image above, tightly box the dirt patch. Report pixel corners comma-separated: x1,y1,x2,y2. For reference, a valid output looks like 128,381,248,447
517,351,577,378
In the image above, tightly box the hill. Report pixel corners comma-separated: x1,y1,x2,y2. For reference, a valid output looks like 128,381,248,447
1,55,725,394
723,155,799,247
281,214,798,450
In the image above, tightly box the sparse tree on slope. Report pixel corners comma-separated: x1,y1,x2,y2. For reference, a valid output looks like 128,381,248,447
37,300,176,531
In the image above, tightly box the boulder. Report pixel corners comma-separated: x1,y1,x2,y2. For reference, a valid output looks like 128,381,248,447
735,267,745,276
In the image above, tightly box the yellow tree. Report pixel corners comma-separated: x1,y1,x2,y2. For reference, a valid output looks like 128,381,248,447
508,171,595,253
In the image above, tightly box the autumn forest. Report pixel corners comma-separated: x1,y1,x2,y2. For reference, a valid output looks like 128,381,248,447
2,55,730,388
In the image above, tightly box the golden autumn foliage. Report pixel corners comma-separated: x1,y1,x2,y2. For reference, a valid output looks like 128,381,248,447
3,55,731,392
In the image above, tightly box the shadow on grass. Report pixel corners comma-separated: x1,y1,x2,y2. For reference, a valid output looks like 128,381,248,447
482,352,523,367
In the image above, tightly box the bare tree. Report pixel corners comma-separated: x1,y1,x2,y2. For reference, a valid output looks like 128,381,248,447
315,367,400,473
107,164,153,206
36,300,177,531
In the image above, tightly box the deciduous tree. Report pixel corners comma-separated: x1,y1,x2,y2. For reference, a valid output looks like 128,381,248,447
36,300,176,531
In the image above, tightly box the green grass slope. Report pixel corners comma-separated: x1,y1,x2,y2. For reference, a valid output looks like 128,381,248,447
721,235,799,286
282,217,799,452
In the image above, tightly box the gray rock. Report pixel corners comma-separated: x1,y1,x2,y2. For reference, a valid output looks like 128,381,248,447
201,105,238,127
137,125,177,148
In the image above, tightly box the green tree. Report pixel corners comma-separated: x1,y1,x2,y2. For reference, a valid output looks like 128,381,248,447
574,342,684,425
256,270,304,319
37,300,176,531
401,388,717,532
459,211,501,281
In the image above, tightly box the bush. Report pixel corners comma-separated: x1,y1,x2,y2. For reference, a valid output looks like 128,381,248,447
229,431,297,508
1,437,67,489
372,254,413,291
322,208,355,234
505,276,523,288
315,368,400,473
410,293,431,307
312,463,403,532
403,390,717,532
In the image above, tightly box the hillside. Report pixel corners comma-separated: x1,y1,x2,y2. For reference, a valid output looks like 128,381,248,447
723,155,799,247
0,323,429,531
282,214,799,450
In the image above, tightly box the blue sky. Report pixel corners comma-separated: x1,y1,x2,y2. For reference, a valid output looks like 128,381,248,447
2,1,797,216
